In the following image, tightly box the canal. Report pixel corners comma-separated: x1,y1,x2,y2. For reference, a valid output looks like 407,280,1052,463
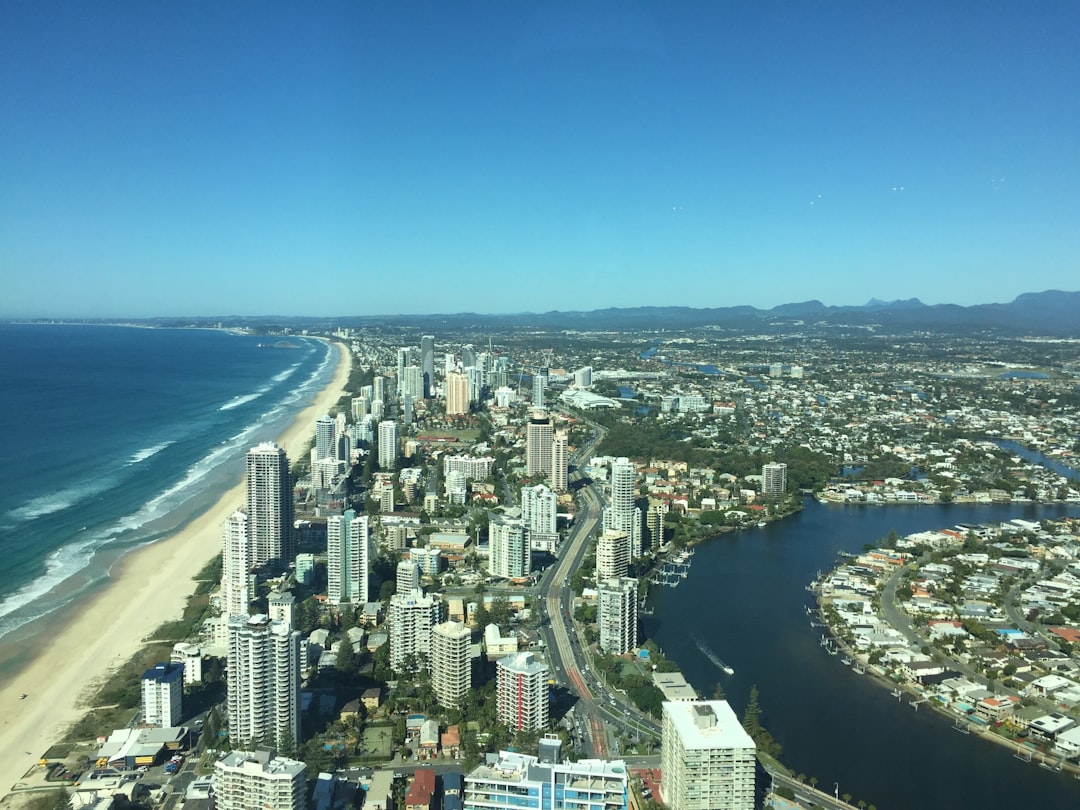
645,499,1080,809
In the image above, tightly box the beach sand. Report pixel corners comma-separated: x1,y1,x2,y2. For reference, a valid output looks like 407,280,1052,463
0,340,352,801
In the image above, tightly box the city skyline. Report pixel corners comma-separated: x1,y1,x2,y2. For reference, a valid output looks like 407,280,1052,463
3,3,1078,318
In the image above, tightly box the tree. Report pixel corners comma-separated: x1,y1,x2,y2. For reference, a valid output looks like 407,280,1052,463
809,776,818,789
336,637,358,676
712,681,726,700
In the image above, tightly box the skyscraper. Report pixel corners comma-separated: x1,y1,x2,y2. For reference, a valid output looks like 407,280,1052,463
227,614,301,750
596,529,631,581
526,413,553,477
314,414,336,461
396,559,420,594
326,510,369,607
387,589,443,674
521,484,557,535
532,370,546,408
401,365,424,401
446,371,470,415
222,510,252,617
598,577,638,654
496,652,549,732
762,462,788,497
421,335,435,398
551,432,568,492
432,620,472,709
489,515,529,580
661,701,756,810
246,443,293,568
604,457,642,557
378,420,398,469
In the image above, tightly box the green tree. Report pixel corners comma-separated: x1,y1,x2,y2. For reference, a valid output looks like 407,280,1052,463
336,637,358,676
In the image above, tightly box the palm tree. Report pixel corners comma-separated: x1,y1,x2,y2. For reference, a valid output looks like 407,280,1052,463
797,773,806,783
809,776,818,790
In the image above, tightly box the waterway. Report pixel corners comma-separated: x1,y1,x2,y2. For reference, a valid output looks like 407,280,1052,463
645,499,1080,809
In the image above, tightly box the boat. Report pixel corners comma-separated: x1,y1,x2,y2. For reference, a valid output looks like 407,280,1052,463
693,635,735,675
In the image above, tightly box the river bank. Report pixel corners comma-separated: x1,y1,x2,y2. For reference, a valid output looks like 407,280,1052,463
0,341,352,801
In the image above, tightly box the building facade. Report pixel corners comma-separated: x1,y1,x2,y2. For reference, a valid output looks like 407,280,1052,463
463,750,628,810
326,509,369,607
432,620,472,709
526,413,553,477
246,443,293,567
221,509,252,617
660,701,756,810
551,432,568,492
596,529,631,581
598,577,638,655
378,420,398,469
227,614,301,750
762,462,788,497
496,652,549,732
141,662,183,728
489,515,530,580
214,749,307,810
387,589,443,674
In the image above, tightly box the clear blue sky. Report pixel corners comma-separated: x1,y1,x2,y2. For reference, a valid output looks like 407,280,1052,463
2,2,1077,318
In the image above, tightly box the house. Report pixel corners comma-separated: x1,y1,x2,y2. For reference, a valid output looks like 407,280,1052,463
441,725,461,758
974,695,1020,723
404,768,435,810
1028,712,1076,742
361,687,382,712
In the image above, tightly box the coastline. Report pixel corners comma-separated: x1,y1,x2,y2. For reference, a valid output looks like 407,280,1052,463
0,340,352,799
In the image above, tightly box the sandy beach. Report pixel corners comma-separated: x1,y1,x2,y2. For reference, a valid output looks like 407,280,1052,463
0,340,351,800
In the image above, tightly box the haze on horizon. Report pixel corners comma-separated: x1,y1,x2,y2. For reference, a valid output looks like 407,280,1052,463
2,2,1078,319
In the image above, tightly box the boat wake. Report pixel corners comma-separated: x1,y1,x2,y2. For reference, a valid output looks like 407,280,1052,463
693,633,735,676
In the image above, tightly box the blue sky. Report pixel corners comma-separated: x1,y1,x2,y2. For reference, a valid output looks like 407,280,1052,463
2,2,1078,318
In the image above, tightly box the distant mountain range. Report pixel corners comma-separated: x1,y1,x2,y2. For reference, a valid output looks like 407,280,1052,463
45,289,1080,335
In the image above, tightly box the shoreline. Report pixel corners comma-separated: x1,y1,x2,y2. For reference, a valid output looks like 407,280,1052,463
0,341,352,800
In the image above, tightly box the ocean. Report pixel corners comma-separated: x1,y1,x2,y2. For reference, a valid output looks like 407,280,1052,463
0,324,334,647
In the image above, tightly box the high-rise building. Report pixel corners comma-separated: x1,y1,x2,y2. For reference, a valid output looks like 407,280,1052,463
521,484,557,535
221,510,252,617
551,432,568,492
432,620,472,709
171,642,203,685
526,413,553,477
214,749,307,810
326,510,369,607
661,701,756,810
387,589,443,674
268,590,295,629
496,652,549,732
246,443,293,567
401,365,424,401
141,662,183,727
351,395,370,421
604,457,642,557
396,347,411,392
532,370,546,408
762,462,788,497
598,577,638,654
461,344,477,369
647,499,667,551
446,371,470,415
574,366,592,388
378,420,398,469
227,614,301,750
315,414,336,461
463,750,628,810
489,515,529,580
421,335,435,398
373,375,386,404
396,559,421,594
596,529,631,581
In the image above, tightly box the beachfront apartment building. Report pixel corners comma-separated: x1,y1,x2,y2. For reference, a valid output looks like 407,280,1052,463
214,749,307,810
227,614,301,750
661,701,756,810
378,420,398,469
432,620,472,709
326,509,369,607
246,442,294,567
221,509,253,617
141,662,183,728
496,651,549,732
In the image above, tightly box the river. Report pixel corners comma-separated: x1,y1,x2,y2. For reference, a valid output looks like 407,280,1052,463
645,499,1080,809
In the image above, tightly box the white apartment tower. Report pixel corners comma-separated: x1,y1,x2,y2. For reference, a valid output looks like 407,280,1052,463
604,457,643,557
387,589,443,674
596,529,631,581
141,662,184,728
227,614,301,750
314,414,336,461
521,484,557,535
489,516,530,580
396,559,421,595
432,620,472,709
221,510,252,618
762,462,788,497
598,577,638,654
246,443,293,567
214,749,307,810
661,701,756,810
526,413,553,477
326,510,369,607
551,432,568,492
378,420,398,470
496,651,549,732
